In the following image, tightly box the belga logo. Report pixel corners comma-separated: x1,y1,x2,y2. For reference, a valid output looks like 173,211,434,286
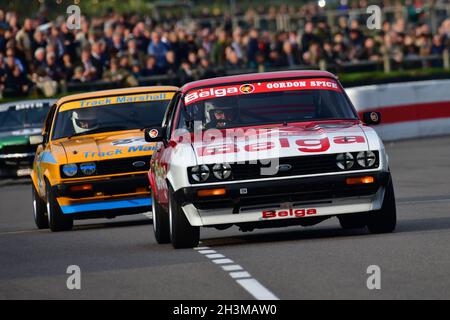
185,86,239,105
239,84,255,94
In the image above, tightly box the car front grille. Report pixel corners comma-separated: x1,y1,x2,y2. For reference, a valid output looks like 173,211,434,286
230,152,379,181
95,156,150,175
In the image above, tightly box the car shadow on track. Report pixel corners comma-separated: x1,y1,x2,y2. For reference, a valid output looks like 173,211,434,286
201,224,370,247
200,216,450,248
72,218,152,231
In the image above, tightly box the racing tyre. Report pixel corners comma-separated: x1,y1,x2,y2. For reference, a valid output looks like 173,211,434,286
32,183,48,229
169,186,199,249
338,213,367,229
152,191,170,244
46,181,73,231
367,176,396,234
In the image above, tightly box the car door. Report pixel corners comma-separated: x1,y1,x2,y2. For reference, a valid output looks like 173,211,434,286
151,92,181,209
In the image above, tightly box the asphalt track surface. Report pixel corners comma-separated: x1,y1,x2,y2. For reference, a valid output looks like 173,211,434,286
1,136,450,300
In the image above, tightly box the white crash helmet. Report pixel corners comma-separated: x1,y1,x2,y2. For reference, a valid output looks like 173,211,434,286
72,108,99,133
204,100,233,124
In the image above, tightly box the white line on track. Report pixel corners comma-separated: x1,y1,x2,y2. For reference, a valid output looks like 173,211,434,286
194,244,279,300
0,229,48,236
142,212,153,219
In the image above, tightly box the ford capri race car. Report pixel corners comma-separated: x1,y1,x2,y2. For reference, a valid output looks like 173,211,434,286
31,86,177,231
145,71,396,248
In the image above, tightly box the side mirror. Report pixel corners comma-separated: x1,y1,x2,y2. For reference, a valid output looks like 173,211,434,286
363,111,381,125
29,135,44,145
144,127,166,143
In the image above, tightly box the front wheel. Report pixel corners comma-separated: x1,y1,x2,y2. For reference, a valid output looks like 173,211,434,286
367,176,396,234
46,181,73,232
152,191,170,244
32,183,48,229
169,186,199,249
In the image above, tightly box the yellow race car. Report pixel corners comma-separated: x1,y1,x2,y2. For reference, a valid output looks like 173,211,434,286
31,86,178,231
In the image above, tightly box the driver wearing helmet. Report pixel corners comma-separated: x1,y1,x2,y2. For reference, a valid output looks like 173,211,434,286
71,108,99,134
204,101,234,129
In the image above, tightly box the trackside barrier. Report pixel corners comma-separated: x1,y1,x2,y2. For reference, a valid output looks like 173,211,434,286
346,80,450,141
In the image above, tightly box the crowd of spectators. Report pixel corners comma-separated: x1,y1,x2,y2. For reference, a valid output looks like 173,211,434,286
1,0,450,98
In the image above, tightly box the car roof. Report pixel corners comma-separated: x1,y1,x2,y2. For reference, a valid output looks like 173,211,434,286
56,86,179,106
180,70,337,93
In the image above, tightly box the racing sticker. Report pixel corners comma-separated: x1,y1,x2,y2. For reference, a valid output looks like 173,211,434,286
262,208,317,219
111,137,147,147
149,129,159,138
184,78,342,105
60,92,175,112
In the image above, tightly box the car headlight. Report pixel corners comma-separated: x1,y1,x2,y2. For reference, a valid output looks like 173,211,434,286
336,153,354,170
62,164,78,177
80,162,96,175
212,163,231,180
191,165,210,182
356,151,376,168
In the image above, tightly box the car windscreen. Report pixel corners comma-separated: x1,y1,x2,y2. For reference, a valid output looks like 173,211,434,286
52,100,169,140
178,78,357,131
0,102,51,132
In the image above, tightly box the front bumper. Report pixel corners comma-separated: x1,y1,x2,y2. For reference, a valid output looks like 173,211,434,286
54,174,151,216
174,171,390,226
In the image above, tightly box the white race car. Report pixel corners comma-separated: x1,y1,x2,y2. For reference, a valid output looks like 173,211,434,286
145,71,396,248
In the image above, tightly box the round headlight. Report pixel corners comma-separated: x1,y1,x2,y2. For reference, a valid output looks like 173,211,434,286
62,164,78,177
357,151,376,168
80,162,96,175
212,163,231,180
336,153,354,170
191,165,210,182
